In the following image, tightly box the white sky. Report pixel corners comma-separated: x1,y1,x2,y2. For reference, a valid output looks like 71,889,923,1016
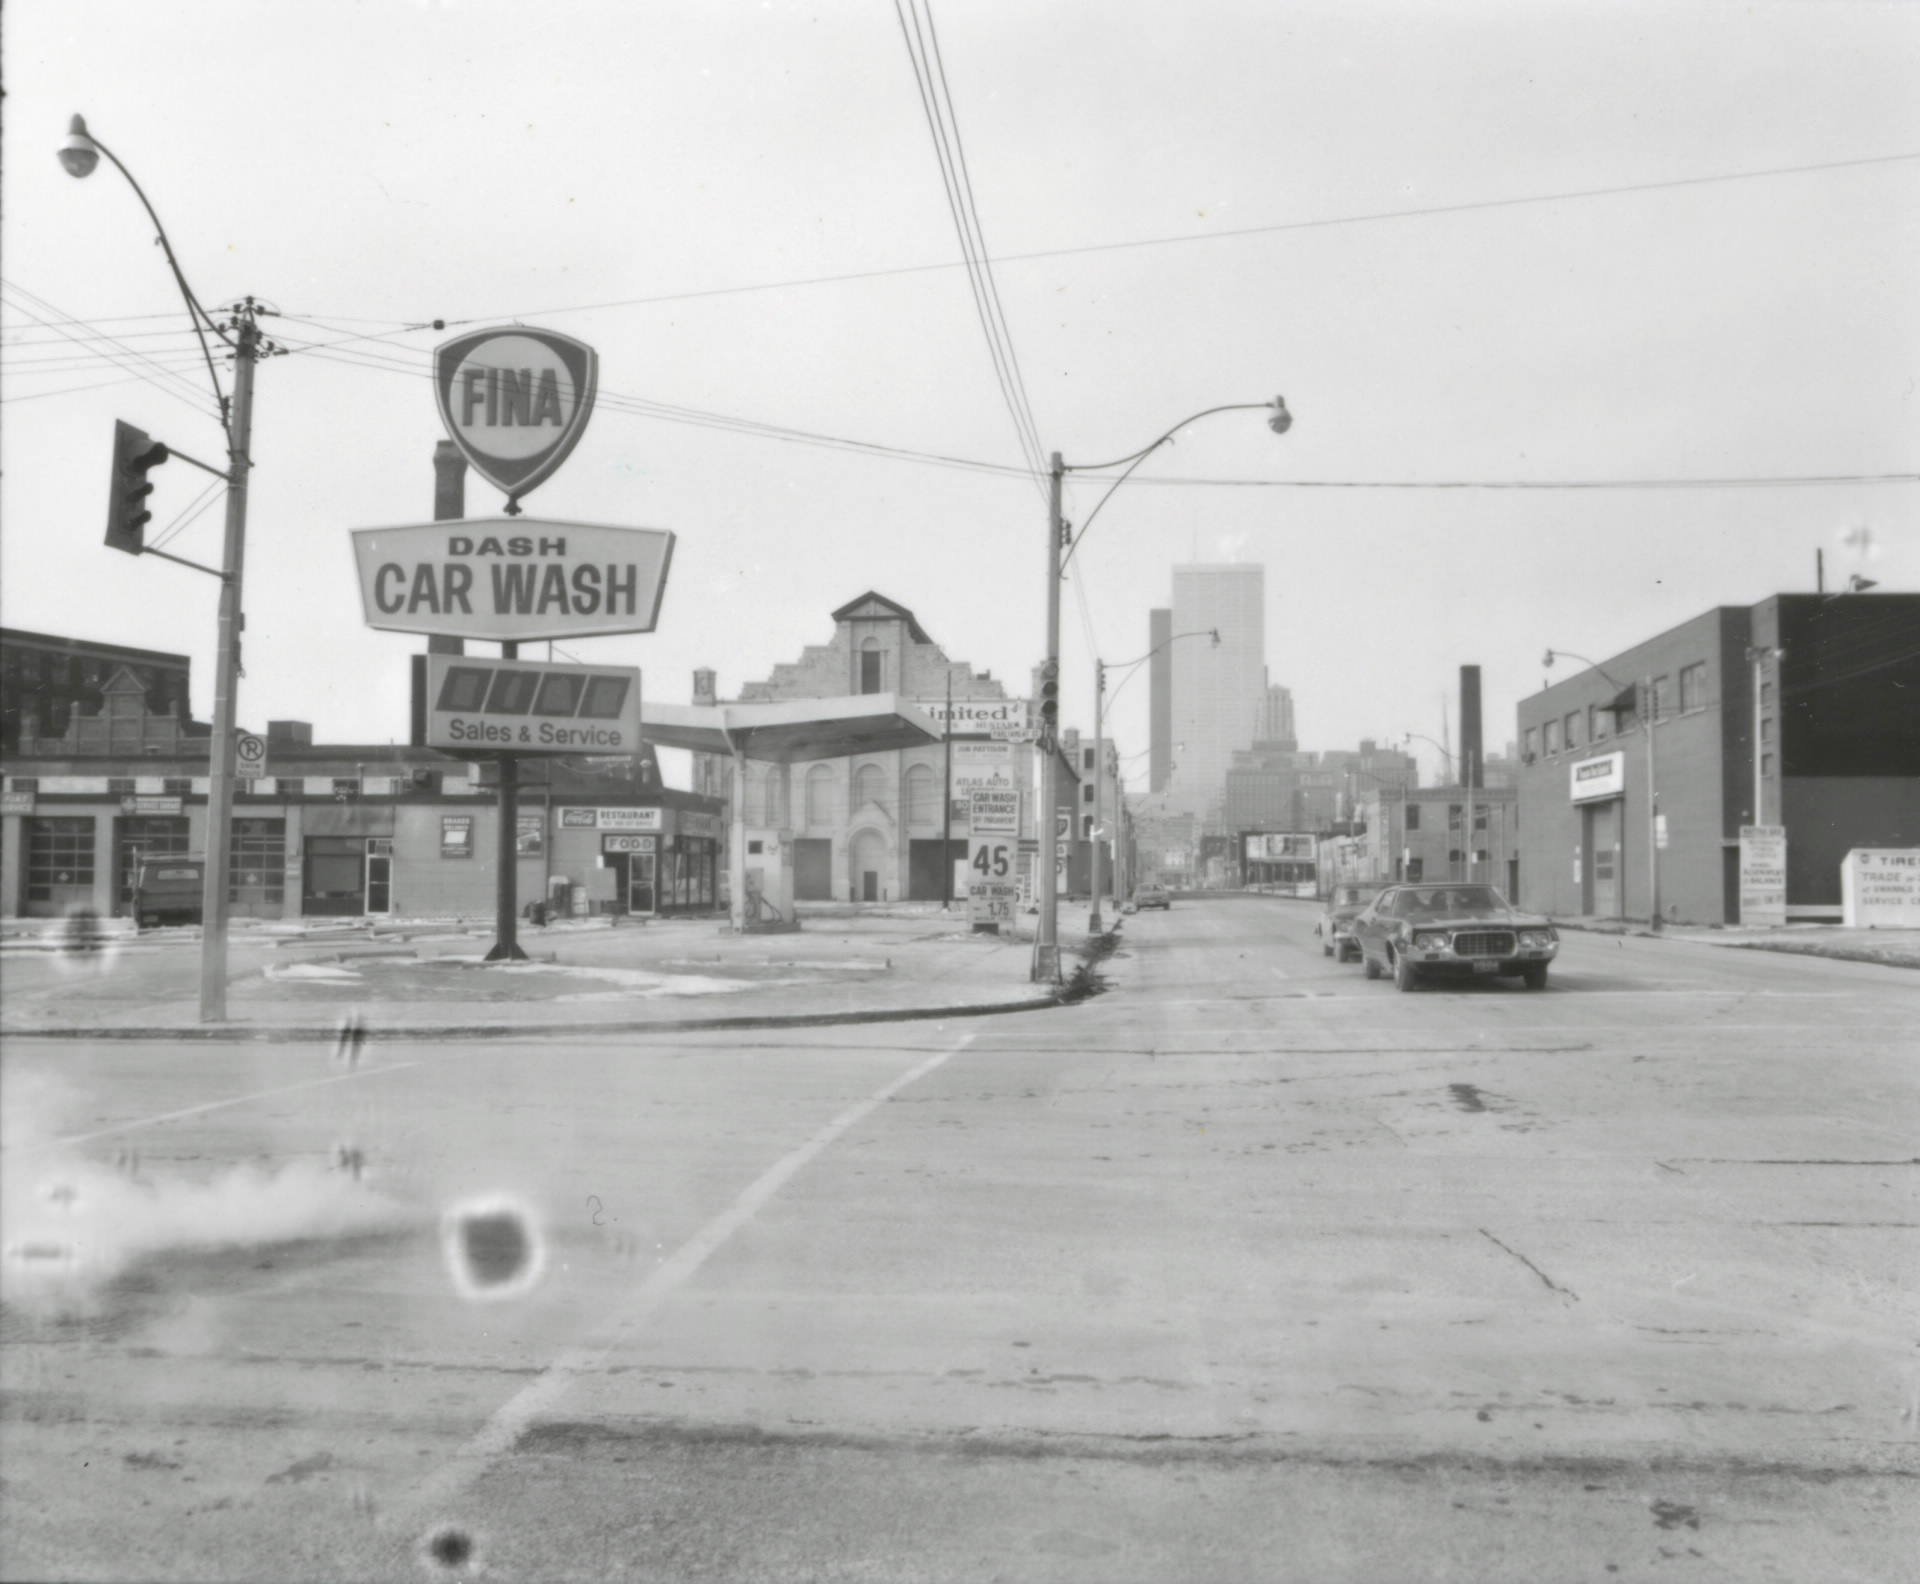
4,0,1916,791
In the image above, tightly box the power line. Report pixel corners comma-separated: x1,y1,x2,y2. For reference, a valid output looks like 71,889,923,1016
401,150,1920,327
1,279,221,421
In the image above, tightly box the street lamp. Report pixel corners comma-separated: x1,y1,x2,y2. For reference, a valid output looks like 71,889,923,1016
1088,628,1218,933
61,113,271,1020
1543,648,1663,931
1032,397,1292,982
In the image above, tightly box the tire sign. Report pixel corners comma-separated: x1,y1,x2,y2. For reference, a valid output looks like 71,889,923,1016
434,327,599,508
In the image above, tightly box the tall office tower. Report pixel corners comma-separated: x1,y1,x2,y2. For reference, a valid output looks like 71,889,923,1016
1256,681,1296,749
1168,564,1267,824
1148,608,1173,792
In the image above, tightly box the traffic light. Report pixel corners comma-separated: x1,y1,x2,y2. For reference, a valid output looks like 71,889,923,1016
1038,658,1060,737
106,420,170,555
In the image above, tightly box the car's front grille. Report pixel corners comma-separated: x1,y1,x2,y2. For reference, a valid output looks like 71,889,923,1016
1452,931,1516,957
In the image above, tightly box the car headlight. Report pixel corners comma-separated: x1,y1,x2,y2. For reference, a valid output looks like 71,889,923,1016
1412,930,1450,950
1517,929,1553,948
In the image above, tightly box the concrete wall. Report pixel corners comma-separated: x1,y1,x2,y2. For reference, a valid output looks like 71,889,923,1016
1782,777,1920,904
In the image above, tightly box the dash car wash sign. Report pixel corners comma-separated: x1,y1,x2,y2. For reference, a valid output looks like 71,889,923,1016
425,655,641,755
435,327,598,506
352,518,675,641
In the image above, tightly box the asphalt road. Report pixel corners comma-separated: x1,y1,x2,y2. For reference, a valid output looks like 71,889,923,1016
3,898,1915,1582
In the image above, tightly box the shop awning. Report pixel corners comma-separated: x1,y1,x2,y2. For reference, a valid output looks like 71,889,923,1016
641,693,943,764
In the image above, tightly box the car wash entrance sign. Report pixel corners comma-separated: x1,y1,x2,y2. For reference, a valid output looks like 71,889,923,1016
435,327,599,508
352,518,675,641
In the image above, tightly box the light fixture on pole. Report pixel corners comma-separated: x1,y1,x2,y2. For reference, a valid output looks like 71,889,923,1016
1544,648,1662,931
1034,398,1292,982
61,112,277,1020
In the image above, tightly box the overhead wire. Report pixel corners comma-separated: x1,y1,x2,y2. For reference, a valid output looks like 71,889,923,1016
1,279,221,421
892,0,1048,493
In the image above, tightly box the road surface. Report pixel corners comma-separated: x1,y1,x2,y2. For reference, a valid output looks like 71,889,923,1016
3,897,1915,1580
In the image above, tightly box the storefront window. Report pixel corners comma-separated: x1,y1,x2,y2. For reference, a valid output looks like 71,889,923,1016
28,817,94,903
117,816,190,906
229,818,286,908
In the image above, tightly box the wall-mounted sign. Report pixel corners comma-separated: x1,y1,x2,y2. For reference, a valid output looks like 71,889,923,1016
516,813,545,857
602,833,658,854
353,518,675,642
1739,825,1787,926
1571,751,1625,803
559,805,662,832
953,742,1015,795
424,655,641,755
434,327,599,506
441,814,474,858
2,792,36,815
132,796,184,816
1244,832,1316,860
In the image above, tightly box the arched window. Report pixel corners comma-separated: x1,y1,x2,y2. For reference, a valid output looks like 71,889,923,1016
853,762,887,811
905,763,936,825
805,764,835,828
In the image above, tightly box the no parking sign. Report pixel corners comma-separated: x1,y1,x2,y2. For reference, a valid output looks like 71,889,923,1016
235,732,268,779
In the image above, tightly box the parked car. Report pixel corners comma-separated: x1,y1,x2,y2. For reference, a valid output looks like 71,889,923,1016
1133,887,1172,911
1318,883,1382,961
1351,883,1558,990
132,857,205,928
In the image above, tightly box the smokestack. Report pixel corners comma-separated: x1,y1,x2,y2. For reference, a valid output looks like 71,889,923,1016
1459,665,1483,790
415,443,471,744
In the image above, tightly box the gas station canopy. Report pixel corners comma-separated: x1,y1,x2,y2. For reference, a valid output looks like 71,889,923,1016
640,693,942,764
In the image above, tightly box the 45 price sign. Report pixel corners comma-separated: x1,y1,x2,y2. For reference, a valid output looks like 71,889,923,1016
968,836,1018,926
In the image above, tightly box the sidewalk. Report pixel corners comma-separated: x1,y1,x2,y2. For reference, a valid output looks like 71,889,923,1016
0,905,1100,1040
1552,913,1920,970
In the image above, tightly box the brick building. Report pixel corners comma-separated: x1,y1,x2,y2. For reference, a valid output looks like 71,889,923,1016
1515,592,1920,924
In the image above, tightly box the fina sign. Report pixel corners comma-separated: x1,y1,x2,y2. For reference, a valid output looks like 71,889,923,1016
435,327,598,505
425,654,640,755
351,518,675,641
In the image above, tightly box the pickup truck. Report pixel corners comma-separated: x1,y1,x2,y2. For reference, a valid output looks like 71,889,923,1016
133,858,204,928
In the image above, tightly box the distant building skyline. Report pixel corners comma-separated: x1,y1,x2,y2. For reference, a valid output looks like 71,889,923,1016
1168,564,1266,827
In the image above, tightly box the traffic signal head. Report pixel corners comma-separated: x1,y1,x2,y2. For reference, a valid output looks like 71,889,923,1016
1038,658,1060,731
106,420,169,555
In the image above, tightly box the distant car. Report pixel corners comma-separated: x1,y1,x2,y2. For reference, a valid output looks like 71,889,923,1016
1133,887,1172,911
1351,883,1558,991
1318,883,1382,961
132,857,204,929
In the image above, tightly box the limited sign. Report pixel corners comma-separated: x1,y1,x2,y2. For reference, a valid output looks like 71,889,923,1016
353,518,675,642
425,655,641,755
910,698,1030,736
434,327,598,505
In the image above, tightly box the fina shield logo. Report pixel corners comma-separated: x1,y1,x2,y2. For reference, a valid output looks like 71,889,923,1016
434,327,599,507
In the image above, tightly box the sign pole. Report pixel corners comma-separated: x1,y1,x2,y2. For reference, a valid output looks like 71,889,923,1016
486,637,528,961
942,670,954,909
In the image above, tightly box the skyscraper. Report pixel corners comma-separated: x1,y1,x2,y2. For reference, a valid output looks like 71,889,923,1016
1148,607,1173,793
1168,564,1266,827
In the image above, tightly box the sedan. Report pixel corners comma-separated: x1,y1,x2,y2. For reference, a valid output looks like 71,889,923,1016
1317,883,1381,961
1133,887,1172,911
1352,883,1558,990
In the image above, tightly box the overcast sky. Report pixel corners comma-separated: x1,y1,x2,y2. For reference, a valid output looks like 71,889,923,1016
4,0,1916,790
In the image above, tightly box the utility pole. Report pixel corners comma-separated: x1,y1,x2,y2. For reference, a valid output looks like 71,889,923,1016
1089,660,1107,933
942,668,954,909
1034,453,1064,982
1644,675,1662,932
197,307,260,1023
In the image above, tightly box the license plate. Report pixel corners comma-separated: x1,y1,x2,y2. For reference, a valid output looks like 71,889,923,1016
1472,960,1500,975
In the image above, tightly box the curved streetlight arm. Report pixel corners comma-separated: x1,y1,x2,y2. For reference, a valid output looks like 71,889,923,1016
1100,628,1219,720
1541,648,1633,698
63,119,233,434
1059,400,1287,570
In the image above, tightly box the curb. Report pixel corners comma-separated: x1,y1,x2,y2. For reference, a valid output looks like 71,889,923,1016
0,990,1069,1043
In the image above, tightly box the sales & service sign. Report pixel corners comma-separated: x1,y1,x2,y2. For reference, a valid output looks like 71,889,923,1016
435,327,599,506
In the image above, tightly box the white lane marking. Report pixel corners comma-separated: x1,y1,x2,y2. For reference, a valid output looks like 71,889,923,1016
404,1029,979,1515
35,1063,420,1150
